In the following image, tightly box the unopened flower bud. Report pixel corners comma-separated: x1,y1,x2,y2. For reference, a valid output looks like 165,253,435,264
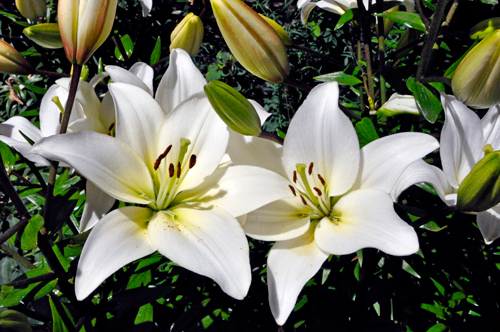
452,30,500,109
23,23,63,49
0,40,33,75
58,0,118,65
0,310,32,332
204,80,262,136
170,13,204,56
457,145,500,212
258,14,292,46
470,17,500,40
378,94,419,117
211,0,290,83
15,0,46,21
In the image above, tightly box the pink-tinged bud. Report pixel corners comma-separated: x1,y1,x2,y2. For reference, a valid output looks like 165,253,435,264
211,0,290,83
58,0,118,65
15,0,46,21
170,13,204,56
258,14,292,46
0,40,33,75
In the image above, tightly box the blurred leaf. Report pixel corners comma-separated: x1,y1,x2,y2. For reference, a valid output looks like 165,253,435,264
335,9,355,30
136,253,163,271
18,81,47,95
0,141,16,174
420,221,447,232
314,71,362,85
134,303,153,325
293,295,308,312
421,301,446,319
355,118,379,148
114,34,134,61
127,270,152,289
20,214,44,250
482,0,498,4
49,296,75,332
427,323,447,332
277,129,286,139
416,182,439,196
375,12,426,32
150,37,161,66
402,260,420,278
430,278,446,296
309,22,321,38
406,77,442,123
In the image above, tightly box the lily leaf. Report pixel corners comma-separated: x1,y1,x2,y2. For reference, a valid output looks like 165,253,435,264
150,37,161,66
406,77,443,123
335,9,356,30
375,12,426,32
355,117,379,148
314,71,362,86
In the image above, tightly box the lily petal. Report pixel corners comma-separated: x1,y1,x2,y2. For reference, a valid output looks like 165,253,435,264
148,205,251,300
39,84,64,137
75,206,155,300
106,65,153,95
440,94,484,188
267,223,329,325
80,181,116,232
477,208,500,245
297,0,317,24
481,104,500,150
129,62,154,94
155,49,206,115
249,100,272,124
315,188,419,255
283,82,360,196
353,132,439,192
32,131,155,205
139,0,153,16
244,197,311,241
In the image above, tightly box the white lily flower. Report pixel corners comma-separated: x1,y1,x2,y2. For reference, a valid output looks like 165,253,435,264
298,0,415,24
378,93,420,117
392,94,500,245
227,82,439,325
32,80,292,301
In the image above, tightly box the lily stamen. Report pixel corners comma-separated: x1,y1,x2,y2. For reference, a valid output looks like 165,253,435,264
169,163,175,177
289,185,297,196
300,195,308,206
313,187,322,196
154,145,172,170
189,154,197,168
308,162,314,175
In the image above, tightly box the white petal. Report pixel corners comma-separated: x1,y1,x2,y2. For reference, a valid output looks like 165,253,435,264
175,165,293,218
155,49,206,115
283,82,360,196
378,94,419,116
477,208,500,245
353,132,439,192
244,197,311,241
80,181,116,232
139,0,152,16
267,223,329,325
0,137,48,165
39,84,63,137
249,100,272,124
106,65,153,95
109,83,166,170
129,62,154,95
299,1,317,25
32,131,155,205
481,104,500,150
391,159,452,203
89,72,109,88
148,205,251,300
315,189,419,255
75,206,155,300
316,1,346,15
227,131,287,178
440,94,484,188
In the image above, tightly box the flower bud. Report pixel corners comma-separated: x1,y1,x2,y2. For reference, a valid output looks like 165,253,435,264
0,40,33,75
258,14,292,46
58,0,118,65
211,0,289,83
470,17,500,40
0,310,32,332
204,80,262,136
378,94,419,117
15,0,46,21
457,145,500,212
170,13,204,56
452,30,500,109
23,23,63,49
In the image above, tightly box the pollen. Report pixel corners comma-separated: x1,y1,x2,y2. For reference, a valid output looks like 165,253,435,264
154,145,172,170
313,187,322,196
288,185,296,196
318,174,326,186
293,170,297,183
177,161,182,178
308,162,314,175
169,163,175,177
300,195,308,206
189,154,197,168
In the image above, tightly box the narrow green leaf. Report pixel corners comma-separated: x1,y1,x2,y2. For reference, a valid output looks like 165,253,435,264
355,118,380,148
335,9,355,30
0,141,16,174
420,221,447,232
293,295,308,311
375,12,426,32
114,34,134,61
21,214,44,250
49,296,74,332
402,260,420,278
481,0,498,5
430,278,446,296
150,37,161,66
426,323,447,332
406,77,443,123
314,71,362,85
19,81,47,95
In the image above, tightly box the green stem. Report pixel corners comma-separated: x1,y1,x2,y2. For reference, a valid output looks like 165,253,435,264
258,131,284,145
355,0,375,110
282,78,312,92
376,0,387,105
34,69,70,78
1,244,37,270
356,40,367,115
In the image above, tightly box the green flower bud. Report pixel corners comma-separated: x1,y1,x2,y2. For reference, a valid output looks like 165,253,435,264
258,14,292,46
15,0,46,21
211,0,290,83
470,17,500,40
23,23,63,49
0,40,33,75
452,30,500,109
204,80,262,136
170,13,204,56
457,145,500,212
0,310,32,332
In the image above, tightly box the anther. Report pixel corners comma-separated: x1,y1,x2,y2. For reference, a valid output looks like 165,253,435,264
108,122,115,133
169,163,175,177
300,195,308,206
177,162,181,178
293,170,297,183
154,145,173,170
308,162,314,175
288,185,296,196
313,187,322,196
318,174,326,186
189,154,197,169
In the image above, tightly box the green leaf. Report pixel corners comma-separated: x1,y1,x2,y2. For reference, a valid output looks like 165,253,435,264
150,37,161,66
309,22,321,38
49,296,74,332
114,34,134,61
0,141,16,174
293,295,308,311
136,253,163,271
402,260,420,278
21,214,44,250
375,12,426,32
355,118,380,148
277,129,286,139
406,77,443,123
134,303,154,325
314,71,362,86
421,301,446,319
335,9,355,30
481,0,498,5
426,323,447,332
127,270,152,289
430,278,446,296
19,81,47,95
420,221,447,232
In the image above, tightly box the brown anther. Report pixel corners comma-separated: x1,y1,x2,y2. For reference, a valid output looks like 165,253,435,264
177,162,181,178
59,112,63,124
169,163,175,177
318,174,326,186
288,185,296,196
293,170,297,183
308,162,314,175
313,187,322,196
189,154,197,169
108,122,115,132
153,145,173,170
300,195,308,206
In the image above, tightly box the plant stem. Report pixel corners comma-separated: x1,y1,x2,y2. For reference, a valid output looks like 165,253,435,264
420,76,452,86
258,131,284,145
34,69,70,78
112,34,130,65
339,104,362,120
1,244,37,269
282,78,312,92
376,0,387,105
356,40,367,114
355,0,375,111
414,205,457,229
6,272,57,287
415,0,431,29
